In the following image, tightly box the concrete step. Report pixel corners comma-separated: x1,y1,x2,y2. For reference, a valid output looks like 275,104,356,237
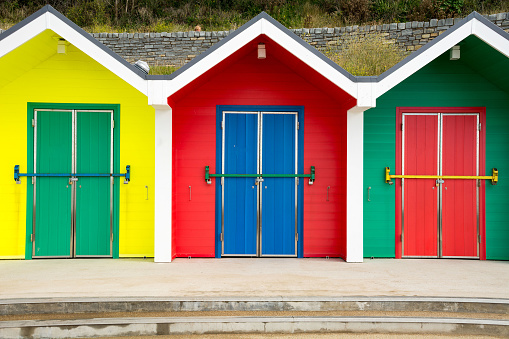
1,296,508,316
1,316,508,338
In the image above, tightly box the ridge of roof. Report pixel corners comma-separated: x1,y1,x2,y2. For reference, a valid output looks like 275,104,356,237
0,5,148,80
152,11,356,82
373,11,509,83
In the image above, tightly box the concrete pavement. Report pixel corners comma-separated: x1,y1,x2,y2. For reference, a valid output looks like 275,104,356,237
0,258,507,299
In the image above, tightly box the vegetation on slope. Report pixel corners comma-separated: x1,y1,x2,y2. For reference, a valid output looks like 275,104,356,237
1,0,508,32
326,33,407,76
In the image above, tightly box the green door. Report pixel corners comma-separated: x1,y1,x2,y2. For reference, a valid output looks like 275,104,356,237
33,109,114,258
75,111,112,256
33,110,73,257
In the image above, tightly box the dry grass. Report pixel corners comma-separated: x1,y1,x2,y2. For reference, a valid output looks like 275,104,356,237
148,65,179,75
325,33,407,76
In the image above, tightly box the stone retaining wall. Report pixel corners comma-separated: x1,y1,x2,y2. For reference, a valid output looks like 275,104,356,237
1,12,509,68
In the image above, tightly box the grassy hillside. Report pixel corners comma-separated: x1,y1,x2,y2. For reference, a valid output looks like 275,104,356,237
1,0,508,32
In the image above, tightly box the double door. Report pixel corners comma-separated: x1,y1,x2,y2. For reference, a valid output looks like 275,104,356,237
221,111,298,257
32,109,114,258
402,113,479,258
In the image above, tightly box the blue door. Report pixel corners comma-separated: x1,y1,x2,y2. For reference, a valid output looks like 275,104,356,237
223,112,258,255
261,113,297,256
221,110,297,257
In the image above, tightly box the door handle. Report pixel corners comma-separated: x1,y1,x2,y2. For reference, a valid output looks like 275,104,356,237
327,186,331,201
255,177,264,185
367,186,371,202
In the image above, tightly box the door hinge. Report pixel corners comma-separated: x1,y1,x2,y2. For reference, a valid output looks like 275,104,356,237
296,233,298,241
477,179,481,187
220,233,224,242
401,123,404,131
478,123,481,131
30,234,34,242
32,176,35,185
297,121,300,130
32,119,35,127
111,233,114,242
478,234,481,243
296,177,299,185
221,121,224,129
400,234,403,242
112,120,115,129
221,177,224,186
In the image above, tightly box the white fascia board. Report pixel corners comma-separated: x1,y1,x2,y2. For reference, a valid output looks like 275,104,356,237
48,13,148,96
472,18,509,57
376,21,473,99
148,80,172,107
355,82,376,108
261,19,358,98
166,21,263,96
0,15,47,59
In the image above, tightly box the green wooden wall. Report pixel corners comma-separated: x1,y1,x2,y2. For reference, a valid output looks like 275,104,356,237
363,36,509,260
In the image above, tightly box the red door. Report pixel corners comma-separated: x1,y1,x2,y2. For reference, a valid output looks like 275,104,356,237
403,114,439,257
441,115,478,257
402,113,479,258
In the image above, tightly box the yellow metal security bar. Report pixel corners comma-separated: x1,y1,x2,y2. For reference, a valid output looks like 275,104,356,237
385,167,498,185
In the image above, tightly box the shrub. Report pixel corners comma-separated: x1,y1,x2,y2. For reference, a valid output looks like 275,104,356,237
149,65,179,75
325,33,406,76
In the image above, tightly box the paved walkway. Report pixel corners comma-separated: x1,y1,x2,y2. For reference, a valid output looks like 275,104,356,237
0,258,508,299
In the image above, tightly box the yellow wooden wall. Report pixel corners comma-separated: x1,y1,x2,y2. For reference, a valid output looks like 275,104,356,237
0,30,155,258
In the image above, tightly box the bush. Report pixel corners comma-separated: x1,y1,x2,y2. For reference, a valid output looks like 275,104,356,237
149,65,179,75
325,33,406,76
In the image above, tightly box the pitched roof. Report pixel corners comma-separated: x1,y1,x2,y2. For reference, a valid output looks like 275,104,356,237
2,6,509,105
0,5,148,95
371,11,509,99
153,11,361,100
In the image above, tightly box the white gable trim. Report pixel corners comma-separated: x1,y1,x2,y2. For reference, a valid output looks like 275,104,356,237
376,21,473,99
472,18,509,57
0,11,148,96
260,19,357,97
0,15,46,59
165,21,263,97
163,18,358,99
375,17,509,99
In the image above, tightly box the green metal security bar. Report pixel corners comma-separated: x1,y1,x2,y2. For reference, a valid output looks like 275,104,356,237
205,165,315,184
14,165,131,183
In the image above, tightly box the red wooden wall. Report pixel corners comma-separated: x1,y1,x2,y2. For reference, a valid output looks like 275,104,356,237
171,37,353,258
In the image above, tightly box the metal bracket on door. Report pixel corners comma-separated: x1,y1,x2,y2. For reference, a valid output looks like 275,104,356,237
384,167,498,185
205,165,316,184
14,165,131,183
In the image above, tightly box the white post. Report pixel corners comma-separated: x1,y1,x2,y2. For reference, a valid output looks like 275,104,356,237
346,106,366,263
153,104,173,262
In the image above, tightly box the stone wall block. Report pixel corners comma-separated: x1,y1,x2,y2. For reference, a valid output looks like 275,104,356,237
5,11,496,69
